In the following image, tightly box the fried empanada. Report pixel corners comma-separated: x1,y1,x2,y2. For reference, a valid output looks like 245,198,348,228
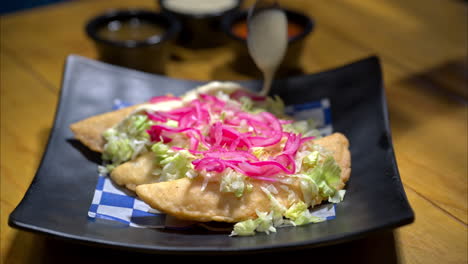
69,82,352,230
135,133,350,222
70,105,140,153
110,152,158,191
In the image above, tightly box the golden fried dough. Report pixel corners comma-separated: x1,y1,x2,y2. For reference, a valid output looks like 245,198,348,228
70,105,140,152
135,133,351,222
314,133,351,189
110,152,159,191
70,83,244,153
136,177,302,222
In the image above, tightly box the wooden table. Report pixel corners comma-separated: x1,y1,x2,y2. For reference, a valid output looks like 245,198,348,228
1,0,466,263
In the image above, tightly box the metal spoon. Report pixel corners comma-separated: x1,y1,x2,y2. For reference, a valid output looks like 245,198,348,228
247,0,288,96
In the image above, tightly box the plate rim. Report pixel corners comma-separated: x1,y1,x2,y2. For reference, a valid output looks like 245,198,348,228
9,54,414,254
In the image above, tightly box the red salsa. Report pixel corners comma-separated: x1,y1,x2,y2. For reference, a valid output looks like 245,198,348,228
232,20,303,39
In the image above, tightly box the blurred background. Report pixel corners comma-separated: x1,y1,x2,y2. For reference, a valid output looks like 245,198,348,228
1,0,466,88
1,0,70,14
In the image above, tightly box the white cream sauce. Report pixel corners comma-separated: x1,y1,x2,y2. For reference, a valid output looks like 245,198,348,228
247,8,288,95
162,0,238,15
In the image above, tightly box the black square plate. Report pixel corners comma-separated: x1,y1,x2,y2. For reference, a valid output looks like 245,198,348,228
9,55,414,254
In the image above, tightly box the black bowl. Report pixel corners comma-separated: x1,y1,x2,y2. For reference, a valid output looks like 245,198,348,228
221,9,314,77
159,0,242,48
86,9,181,74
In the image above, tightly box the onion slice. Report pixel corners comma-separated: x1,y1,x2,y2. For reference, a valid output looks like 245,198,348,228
144,90,315,182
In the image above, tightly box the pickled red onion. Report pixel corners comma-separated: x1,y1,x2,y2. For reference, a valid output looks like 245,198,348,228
230,90,266,101
148,95,181,104
145,91,317,182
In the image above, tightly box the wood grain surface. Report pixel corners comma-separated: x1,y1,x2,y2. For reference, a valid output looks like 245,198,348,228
1,0,467,263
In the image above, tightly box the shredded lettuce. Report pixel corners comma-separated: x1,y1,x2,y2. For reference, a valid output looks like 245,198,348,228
320,156,342,186
151,142,196,182
237,94,287,116
160,153,193,181
102,137,134,164
219,112,226,121
231,186,287,236
230,210,276,236
231,219,257,236
220,169,247,197
282,119,321,138
245,182,254,193
239,96,254,112
231,196,326,236
265,95,285,117
126,115,152,138
305,156,342,200
296,153,342,207
303,151,320,167
98,165,110,175
283,120,307,134
102,114,154,170
260,186,287,227
291,209,324,226
254,210,276,234
328,189,346,203
151,141,171,163
251,147,267,160
317,181,336,197
298,175,319,206
284,201,324,225
165,120,178,127
284,201,307,220
239,96,266,114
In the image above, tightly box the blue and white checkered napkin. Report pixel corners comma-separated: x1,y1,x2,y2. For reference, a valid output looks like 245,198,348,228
88,98,336,228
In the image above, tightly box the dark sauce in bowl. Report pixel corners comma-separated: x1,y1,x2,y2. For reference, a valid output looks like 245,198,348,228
97,18,166,42
86,10,181,73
